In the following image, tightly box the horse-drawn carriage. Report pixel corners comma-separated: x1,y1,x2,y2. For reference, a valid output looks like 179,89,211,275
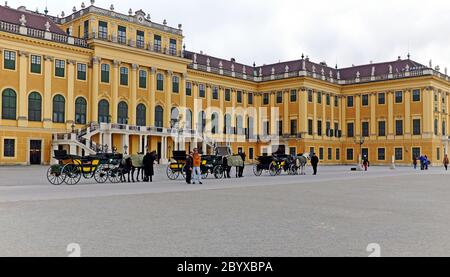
46,150,123,185
253,153,310,176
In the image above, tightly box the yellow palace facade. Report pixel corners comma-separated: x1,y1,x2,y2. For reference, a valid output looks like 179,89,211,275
1,2,449,166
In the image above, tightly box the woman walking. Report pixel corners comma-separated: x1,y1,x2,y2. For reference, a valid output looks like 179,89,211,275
444,154,449,171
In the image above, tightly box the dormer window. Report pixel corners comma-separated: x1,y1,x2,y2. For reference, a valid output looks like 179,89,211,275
154,35,162,52
118,26,126,44
98,21,108,40
136,30,145,48
169,39,177,55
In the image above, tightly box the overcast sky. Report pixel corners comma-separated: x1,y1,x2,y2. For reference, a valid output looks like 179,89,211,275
7,0,450,70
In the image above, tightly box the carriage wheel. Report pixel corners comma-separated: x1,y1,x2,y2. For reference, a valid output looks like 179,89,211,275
166,165,180,180
108,167,122,183
269,162,281,176
47,166,65,185
213,165,224,179
62,164,82,185
253,164,263,176
94,164,109,184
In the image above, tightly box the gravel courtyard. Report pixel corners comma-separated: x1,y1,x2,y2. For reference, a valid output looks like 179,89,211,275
0,165,449,257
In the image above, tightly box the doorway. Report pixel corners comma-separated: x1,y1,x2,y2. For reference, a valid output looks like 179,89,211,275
30,140,42,165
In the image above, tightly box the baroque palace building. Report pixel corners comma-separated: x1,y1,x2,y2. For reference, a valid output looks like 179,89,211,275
1,2,450,165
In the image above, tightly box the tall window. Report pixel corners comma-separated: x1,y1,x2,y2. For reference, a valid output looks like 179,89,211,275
117,102,128,124
157,73,164,91
317,120,322,136
169,39,177,55
101,64,110,83
347,96,354,107
248,93,253,105
247,117,254,139
362,122,369,137
236,116,244,135
3,139,15,157
212,87,219,100
136,104,147,127
155,106,164,128
263,93,269,105
395,91,403,103
83,20,89,39
225,89,231,102
77,63,87,80
172,76,179,93
290,120,297,136
443,121,447,136
378,148,386,161
3,50,16,70
290,90,297,102
185,109,193,130
326,94,331,106
378,93,386,104
154,35,162,52
120,67,129,86
308,119,313,136
28,92,42,122
30,55,41,74
171,108,180,128
118,26,127,44
347,149,354,161
98,100,110,123
139,70,147,89
55,59,65,77
276,92,283,104
396,120,404,136
412,89,421,102
237,91,242,103
362,94,369,106
224,114,232,134
199,84,206,98
434,119,439,136
308,90,313,102
395,148,403,161
136,30,145,48
334,96,339,107
75,97,87,124
413,119,421,135
378,121,386,137
186,82,192,96
98,21,108,40
317,91,322,104
2,89,17,120
347,122,354,137
52,95,65,123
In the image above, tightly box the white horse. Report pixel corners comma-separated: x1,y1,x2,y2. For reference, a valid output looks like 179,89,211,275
296,153,311,175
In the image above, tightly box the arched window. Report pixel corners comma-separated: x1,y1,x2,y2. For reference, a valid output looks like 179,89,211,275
247,116,255,139
75,97,87,124
185,109,192,130
28,92,42,122
118,101,128,124
98,100,110,123
212,112,219,134
155,105,164,128
224,114,232,134
236,115,244,135
136,104,147,127
2,89,17,120
198,111,206,133
171,107,180,128
52,94,65,123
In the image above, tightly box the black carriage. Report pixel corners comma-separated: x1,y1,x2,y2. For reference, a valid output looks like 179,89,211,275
253,154,297,176
167,151,188,180
46,150,123,185
200,155,225,179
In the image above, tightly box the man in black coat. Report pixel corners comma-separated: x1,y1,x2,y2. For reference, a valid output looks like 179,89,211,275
238,150,246,178
143,151,156,182
311,153,319,175
185,152,193,184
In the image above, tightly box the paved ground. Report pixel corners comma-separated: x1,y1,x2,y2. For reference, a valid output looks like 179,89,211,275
0,164,450,257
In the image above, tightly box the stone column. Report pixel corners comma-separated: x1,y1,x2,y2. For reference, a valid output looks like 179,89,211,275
388,91,394,139
112,60,121,124
130,64,138,126
422,87,434,137
18,51,29,127
322,92,326,139
283,90,289,135
299,88,308,136
341,96,347,137
91,56,100,124
149,67,156,126
66,60,76,128
405,89,411,137
312,90,318,137
164,71,173,128
43,55,53,128
331,94,335,140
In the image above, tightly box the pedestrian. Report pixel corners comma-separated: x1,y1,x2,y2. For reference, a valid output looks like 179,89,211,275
311,153,319,175
185,152,193,184
413,156,418,170
443,154,449,171
223,156,231,179
362,155,370,171
238,150,246,178
192,148,203,184
143,151,156,182
425,155,429,170
419,155,425,170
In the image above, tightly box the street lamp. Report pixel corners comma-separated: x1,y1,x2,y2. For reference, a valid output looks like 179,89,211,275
354,135,365,168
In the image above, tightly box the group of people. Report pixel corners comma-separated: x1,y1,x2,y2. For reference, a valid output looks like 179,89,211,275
413,155,430,170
